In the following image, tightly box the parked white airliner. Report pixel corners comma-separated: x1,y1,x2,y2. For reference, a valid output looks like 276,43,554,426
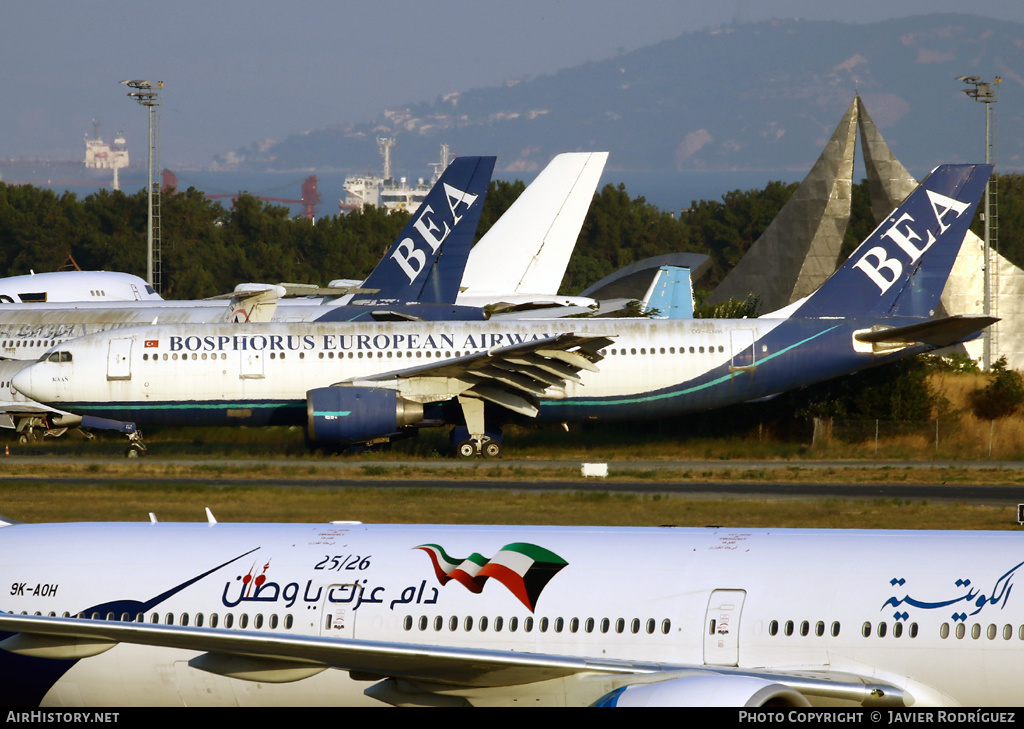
11,165,997,457
0,517,1021,706
0,270,161,303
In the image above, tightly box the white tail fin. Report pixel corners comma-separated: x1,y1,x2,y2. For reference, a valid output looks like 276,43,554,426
461,152,608,296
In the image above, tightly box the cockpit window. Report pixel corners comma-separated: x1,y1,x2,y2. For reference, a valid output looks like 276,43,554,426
43,351,72,363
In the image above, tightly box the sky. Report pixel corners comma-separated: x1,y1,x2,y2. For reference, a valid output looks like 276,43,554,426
2,0,1024,169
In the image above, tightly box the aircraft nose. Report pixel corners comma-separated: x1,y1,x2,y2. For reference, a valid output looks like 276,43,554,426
12,365,37,400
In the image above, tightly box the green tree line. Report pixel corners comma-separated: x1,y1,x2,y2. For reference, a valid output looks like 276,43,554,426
0,173,1013,301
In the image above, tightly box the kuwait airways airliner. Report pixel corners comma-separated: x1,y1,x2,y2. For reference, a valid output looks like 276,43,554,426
0,517,1022,706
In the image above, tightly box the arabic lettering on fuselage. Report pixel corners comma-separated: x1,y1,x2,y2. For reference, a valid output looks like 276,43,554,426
167,331,554,354
0,320,146,342
882,560,1024,622
0,323,85,340
221,569,439,612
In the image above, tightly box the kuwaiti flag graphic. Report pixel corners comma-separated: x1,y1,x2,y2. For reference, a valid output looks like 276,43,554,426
415,542,568,612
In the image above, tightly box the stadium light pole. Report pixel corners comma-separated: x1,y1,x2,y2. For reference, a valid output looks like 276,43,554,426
120,80,162,290
956,75,999,370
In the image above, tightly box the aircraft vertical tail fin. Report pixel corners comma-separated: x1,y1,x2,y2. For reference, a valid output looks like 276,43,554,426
643,266,694,319
354,156,496,306
221,284,284,323
792,164,991,319
460,152,609,296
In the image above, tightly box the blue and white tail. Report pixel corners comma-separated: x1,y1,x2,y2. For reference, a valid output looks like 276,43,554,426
793,164,992,319
354,156,496,306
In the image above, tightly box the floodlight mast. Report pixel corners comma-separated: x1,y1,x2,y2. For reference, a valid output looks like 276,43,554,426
120,80,163,293
956,75,1000,370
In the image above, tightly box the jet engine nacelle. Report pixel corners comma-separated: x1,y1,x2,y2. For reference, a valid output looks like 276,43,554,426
593,675,810,707
306,386,424,445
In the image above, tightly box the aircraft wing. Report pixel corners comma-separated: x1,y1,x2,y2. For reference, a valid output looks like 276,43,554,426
340,333,614,417
0,614,904,706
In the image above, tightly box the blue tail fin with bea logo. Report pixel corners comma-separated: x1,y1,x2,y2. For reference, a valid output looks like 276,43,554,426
794,164,992,319
353,156,496,307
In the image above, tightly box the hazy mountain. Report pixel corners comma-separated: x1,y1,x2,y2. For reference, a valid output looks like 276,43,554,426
214,14,1024,177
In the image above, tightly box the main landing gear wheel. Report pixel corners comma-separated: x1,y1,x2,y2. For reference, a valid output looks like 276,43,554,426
456,440,477,460
125,443,146,458
482,439,502,459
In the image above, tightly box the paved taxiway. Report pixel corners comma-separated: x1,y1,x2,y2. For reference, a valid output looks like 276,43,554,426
5,457,1024,506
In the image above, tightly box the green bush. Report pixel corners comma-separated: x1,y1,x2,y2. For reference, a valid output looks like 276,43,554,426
970,356,1024,419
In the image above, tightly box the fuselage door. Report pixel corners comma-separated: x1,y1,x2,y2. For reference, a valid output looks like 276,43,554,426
319,583,358,640
729,329,756,372
106,338,133,381
240,350,264,379
703,589,746,666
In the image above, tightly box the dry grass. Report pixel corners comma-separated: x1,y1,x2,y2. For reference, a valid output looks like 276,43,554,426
0,482,1019,531
3,370,1024,531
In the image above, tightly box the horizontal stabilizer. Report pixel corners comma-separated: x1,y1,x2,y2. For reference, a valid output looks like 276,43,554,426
854,315,998,347
369,310,424,322
279,282,378,298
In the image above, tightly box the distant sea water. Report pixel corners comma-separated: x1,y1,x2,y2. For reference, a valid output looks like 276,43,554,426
7,168,806,219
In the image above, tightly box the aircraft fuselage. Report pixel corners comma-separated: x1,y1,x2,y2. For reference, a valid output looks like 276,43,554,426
0,522,1021,706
